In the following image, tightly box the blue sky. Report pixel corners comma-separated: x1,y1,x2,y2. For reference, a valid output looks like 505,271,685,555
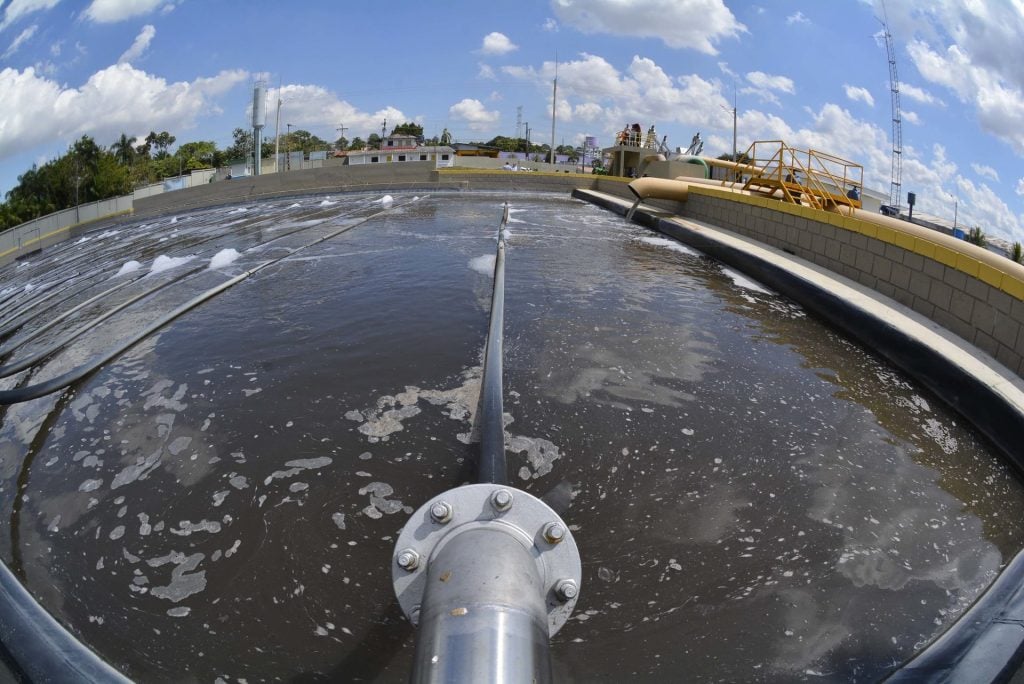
2,0,1024,241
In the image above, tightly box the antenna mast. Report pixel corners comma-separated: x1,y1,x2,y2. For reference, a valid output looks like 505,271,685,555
881,3,902,211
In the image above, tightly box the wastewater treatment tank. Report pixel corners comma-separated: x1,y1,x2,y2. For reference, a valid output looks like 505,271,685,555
0,191,1022,682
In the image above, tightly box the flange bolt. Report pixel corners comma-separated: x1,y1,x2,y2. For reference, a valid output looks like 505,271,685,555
491,489,514,511
555,579,578,602
543,522,566,545
430,501,453,524
397,548,420,571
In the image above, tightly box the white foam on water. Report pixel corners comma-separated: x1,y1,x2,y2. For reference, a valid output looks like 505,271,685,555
288,203,301,208
319,199,337,206
149,254,194,275
721,266,771,294
209,248,241,269
502,229,512,240
116,260,142,277
228,207,247,214
169,216,178,224
469,254,495,275
379,195,394,206
96,230,120,239
23,283,35,292
638,236,699,256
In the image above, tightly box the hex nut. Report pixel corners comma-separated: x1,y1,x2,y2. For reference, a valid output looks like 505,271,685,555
555,579,578,602
430,501,453,524
543,522,566,544
397,548,420,571
490,489,514,511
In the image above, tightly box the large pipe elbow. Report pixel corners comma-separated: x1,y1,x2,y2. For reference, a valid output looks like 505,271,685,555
628,177,690,202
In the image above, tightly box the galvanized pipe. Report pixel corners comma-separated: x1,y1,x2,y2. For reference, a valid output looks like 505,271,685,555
411,527,552,684
478,205,509,485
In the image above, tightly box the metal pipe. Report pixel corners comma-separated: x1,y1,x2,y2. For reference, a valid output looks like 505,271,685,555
411,527,551,684
478,207,509,484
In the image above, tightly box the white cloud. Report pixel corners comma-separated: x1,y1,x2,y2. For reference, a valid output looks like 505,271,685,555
480,32,517,55
786,11,810,25
448,98,500,131
900,82,943,107
49,39,62,56
901,109,920,125
488,90,503,101
843,84,874,107
3,23,37,58
954,176,1020,238
118,24,155,64
971,162,1000,182
542,17,558,32
84,0,166,23
550,0,745,55
742,70,794,106
503,53,733,135
0,0,60,32
275,83,406,140
0,63,248,159
717,61,738,80
746,71,794,94
908,39,1024,154
478,63,496,80
1016,178,1024,197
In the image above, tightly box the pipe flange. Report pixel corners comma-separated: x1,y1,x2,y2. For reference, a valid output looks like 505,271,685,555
391,483,582,636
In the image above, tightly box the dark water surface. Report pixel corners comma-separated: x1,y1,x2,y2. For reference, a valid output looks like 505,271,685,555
0,192,1022,682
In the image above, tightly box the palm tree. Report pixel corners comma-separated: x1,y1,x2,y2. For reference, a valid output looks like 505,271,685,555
112,133,136,166
966,226,987,248
1011,242,1023,264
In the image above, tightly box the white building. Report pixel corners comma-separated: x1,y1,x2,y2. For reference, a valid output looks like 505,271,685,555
345,132,454,167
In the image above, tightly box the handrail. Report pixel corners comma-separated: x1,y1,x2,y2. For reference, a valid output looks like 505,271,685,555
740,140,864,211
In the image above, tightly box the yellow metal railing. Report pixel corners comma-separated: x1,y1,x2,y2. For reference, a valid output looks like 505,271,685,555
739,141,864,211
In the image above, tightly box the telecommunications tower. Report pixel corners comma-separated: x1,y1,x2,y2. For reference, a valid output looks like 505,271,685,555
880,4,902,211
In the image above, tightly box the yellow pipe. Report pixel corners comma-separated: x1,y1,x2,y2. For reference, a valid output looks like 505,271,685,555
831,205,1024,278
629,177,691,202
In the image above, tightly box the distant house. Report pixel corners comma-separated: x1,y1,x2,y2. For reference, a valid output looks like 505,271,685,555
345,132,454,167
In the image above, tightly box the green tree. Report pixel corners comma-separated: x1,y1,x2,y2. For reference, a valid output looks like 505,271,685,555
334,136,349,151
966,226,987,248
392,121,423,137
366,133,382,150
1011,242,1023,263
348,137,365,150
112,133,137,165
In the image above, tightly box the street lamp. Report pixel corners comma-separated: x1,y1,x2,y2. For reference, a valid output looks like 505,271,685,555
948,191,958,232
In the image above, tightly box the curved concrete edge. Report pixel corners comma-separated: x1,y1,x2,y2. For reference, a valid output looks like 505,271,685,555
573,187,1024,682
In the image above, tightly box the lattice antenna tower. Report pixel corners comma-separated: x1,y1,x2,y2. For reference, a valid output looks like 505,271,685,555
880,3,902,211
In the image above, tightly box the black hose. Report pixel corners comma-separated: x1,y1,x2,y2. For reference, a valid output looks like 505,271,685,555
477,203,510,485
0,196,419,405
0,561,131,683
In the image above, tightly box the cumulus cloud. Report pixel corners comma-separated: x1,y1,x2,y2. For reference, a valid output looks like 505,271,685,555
117,24,155,64
448,98,500,131
843,84,874,107
478,63,496,80
908,39,1024,154
971,162,999,182
0,0,60,32
786,11,810,25
84,0,168,23
503,53,733,134
550,0,745,55
3,23,36,58
901,109,920,125
742,70,794,106
275,83,406,140
1016,178,1024,197
480,32,517,55
0,63,248,160
900,82,943,107
542,17,558,32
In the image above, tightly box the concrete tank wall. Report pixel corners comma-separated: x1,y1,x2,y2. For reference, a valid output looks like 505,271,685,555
679,186,1024,377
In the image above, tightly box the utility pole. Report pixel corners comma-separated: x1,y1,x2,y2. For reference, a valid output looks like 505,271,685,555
549,54,558,165
515,105,523,141
274,82,282,173
381,118,387,147
524,123,530,156
336,123,349,150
